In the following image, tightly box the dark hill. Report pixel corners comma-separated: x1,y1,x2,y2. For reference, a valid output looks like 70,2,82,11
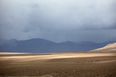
0,38,116,53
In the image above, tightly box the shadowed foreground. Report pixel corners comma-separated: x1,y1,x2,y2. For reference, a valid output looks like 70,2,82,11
0,52,116,77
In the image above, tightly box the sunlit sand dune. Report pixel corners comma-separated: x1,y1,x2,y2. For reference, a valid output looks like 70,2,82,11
90,43,116,52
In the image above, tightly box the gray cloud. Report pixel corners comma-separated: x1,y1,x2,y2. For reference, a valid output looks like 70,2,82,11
0,0,116,43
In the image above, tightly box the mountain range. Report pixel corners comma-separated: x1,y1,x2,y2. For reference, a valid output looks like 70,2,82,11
0,38,116,53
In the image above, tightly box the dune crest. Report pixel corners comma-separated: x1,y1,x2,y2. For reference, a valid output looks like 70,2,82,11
90,43,116,52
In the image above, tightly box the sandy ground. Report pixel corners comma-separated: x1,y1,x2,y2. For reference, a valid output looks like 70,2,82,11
0,52,116,77
0,52,115,62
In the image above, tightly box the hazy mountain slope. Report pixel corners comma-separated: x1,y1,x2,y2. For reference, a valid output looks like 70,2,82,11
0,38,116,53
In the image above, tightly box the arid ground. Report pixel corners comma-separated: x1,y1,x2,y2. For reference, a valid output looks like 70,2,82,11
0,51,116,77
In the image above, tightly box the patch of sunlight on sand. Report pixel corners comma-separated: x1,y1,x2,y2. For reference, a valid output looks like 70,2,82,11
0,53,115,62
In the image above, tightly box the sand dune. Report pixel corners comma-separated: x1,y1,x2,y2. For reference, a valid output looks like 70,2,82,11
90,43,116,52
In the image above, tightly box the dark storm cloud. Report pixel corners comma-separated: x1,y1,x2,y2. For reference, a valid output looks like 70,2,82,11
0,0,116,43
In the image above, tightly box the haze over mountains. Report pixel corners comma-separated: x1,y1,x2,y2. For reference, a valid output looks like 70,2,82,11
0,38,116,53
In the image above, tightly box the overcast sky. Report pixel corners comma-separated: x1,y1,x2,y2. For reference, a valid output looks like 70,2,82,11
0,0,116,43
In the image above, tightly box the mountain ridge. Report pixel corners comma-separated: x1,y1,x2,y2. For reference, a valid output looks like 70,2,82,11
0,38,116,53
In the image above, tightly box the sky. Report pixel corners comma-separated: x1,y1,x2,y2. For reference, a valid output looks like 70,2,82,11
0,0,116,43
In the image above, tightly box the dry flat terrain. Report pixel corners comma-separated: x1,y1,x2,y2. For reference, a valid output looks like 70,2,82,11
0,51,116,77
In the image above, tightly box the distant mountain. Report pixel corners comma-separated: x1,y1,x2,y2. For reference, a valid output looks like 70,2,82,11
89,43,116,53
0,38,116,53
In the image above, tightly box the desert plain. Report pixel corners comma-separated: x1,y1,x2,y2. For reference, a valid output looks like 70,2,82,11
0,51,116,77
